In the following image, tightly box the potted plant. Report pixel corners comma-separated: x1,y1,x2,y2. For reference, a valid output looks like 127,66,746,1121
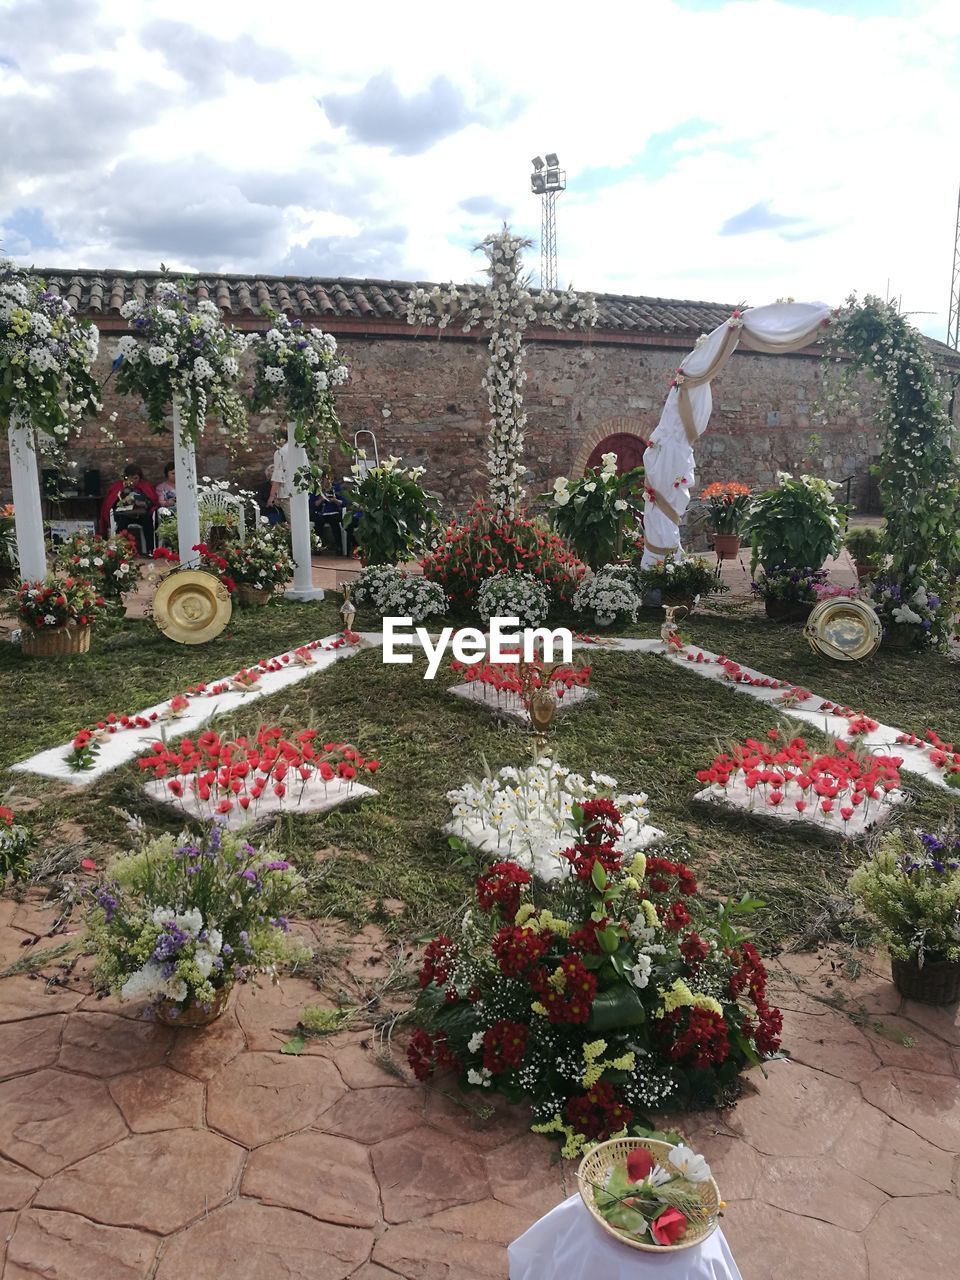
849,827,960,1005
0,804,33,884
345,456,438,566
573,566,641,627
751,566,827,623
54,529,137,605
867,574,940,651
87,825,307,1026
15,576,104,656
744,472,843,577
195,525,294,606
844,525,884,580
699,482,751,560
543,453,645,570
637,555,726,615
477,571,550,628
0,503,17,587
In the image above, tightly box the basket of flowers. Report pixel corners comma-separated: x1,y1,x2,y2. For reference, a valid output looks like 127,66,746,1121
194,525,293,605
16,577,104,656
578,1137,721,1251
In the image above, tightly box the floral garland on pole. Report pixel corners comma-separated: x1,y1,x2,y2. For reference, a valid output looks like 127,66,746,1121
1,259,101,581
407,227,597,516
824,295,960,647
249,309,349,489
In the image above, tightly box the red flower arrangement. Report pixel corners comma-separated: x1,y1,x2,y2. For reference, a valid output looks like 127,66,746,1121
409,804,781,1156
421,499,586,609
16,577,105,630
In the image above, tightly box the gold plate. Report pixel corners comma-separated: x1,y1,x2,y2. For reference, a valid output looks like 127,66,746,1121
153,569,232,645
804,598,881,662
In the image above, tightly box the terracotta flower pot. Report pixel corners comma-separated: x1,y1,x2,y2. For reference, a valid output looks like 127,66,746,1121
235,583,272,607
764,599,813,624
712,533,741,560
891,954,960,1006
855,562,879,581
155,984,234,1027
21,623,92,657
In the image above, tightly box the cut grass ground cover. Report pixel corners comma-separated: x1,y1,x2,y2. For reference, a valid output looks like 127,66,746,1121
2,597,955,949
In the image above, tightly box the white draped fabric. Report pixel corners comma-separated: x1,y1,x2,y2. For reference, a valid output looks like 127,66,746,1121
640,301,832,567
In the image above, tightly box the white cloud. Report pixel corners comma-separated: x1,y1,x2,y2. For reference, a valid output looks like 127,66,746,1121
2,0,960,338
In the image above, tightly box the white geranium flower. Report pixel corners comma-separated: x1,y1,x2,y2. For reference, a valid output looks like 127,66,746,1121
667,1144,712,1183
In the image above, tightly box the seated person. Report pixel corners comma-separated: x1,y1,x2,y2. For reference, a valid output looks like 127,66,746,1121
155,462,177,509
100,463,158,555
311,471,349,554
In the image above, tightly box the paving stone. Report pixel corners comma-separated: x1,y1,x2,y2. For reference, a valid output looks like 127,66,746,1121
4,1208,157,1280
243,1131,380,1228
781,1006,879,1081
0,1068,128,1176
349,1266,404,1280
423,1086,532,1152
832,1103,955,1196
426,1198,539,1245
485,1132,569,1216
234,976,323,1051
865,1193,960,1279
859,1067,960,1152
317,1083,424,1144
860,1014,957,1075
36,1129,244,1234
757,1155,886,1229
163,1008,246,1080
206,1052,345,1148
0,977,84,1021
721,1061,860,1157
721,1200,868,1280
0,1012,67,1080
900,996,960,1046
372,1126,490,1223
59,1010,173,1076
108,1065,205,1132
0,1155,40,1209
315,1034,399,1087
154,1200,369,1280
0,1209,14,1272
372,1220,509,1279
682,1130,762,1202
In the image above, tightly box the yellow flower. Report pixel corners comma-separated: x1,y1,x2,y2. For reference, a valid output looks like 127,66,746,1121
630,853,647,881
530,1001,548,1016
514,903,536,926
609,1051,635,1072
692,993,724,1016
622,875,640,891
547,966,567,992
641,900,660,928
657,977,695,1016
583,1040,607,1061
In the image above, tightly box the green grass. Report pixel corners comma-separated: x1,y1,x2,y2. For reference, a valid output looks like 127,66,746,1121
1,597,957,948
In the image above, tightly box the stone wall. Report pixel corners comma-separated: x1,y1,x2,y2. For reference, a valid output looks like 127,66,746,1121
1,329,903,515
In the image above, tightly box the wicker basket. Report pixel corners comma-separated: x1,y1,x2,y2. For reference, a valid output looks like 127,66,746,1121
891,955,960,1005
21,624,91,657
578,1138,721,1253
155,984,233,1028
235,583,272,607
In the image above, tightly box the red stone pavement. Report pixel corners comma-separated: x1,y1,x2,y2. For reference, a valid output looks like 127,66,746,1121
1,890,958,1280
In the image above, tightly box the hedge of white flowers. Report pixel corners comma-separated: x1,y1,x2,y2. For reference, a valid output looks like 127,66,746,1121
407,228,597,515
250,309,349,488
825,295,960,646
0,258,101,444
352,564,448,621
114,285,249,445
477,570,550,628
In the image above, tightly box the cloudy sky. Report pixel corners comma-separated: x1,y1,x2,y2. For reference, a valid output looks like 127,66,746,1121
2,0,959,338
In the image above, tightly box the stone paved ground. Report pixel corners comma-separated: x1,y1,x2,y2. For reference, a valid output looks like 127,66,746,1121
1,888,958,1279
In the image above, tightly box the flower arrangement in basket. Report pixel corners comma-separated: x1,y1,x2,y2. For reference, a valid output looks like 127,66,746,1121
409,800,783,1156
0,805,33,883
477,571,549,628
352,564,448,621
16,576,105,654
580,1137,720,1250
544,453,645,570
573,567,641,627
193,525,293,600
638,555,726,608
345,455,438,566
849,825,960,1005
138,725,379,824
54,530,137,601
87,825,307,1025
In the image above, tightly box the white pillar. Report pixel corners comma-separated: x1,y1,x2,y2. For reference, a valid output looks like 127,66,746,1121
284,420,324,602
8,410,48,581
173,398,201,568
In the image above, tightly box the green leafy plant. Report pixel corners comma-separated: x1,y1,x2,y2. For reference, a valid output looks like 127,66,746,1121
844,525,884,567
345,456,438,566
849,827,960,964
745,472,843,574
699,482,751,535
0,805,32,883
194,524,294,593
54,530,137,601
543,453,644,569
637,556,726,602
750,567,828,604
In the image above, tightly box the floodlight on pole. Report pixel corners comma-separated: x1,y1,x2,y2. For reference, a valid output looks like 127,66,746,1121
530,151,566,289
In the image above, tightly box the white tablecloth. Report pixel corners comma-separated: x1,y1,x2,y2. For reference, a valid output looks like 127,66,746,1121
508,1194,742,1280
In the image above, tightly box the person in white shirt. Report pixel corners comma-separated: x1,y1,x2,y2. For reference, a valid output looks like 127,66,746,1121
267,434,292,524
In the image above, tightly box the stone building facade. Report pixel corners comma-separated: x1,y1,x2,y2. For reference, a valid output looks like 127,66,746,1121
9,270,959,519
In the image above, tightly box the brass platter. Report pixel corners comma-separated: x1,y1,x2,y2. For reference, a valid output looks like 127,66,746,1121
804,598,881,662
153,569,232,645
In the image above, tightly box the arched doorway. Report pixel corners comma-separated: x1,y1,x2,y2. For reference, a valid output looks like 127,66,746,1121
585,432,648,473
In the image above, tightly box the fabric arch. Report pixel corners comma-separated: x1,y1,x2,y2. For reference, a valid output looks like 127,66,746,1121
640,301,832,566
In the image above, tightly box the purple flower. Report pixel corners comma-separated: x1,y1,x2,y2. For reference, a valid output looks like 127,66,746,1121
264,860,290,871
239,868,258,882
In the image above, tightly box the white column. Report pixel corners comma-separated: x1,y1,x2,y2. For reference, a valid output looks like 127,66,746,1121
173,398,201,568
284,420,324,602
8,410,48,581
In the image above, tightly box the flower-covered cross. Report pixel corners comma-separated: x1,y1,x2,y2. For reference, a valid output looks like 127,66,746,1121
407,228,597,515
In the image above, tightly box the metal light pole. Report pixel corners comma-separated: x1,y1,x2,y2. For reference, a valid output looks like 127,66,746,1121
530,153,566,289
